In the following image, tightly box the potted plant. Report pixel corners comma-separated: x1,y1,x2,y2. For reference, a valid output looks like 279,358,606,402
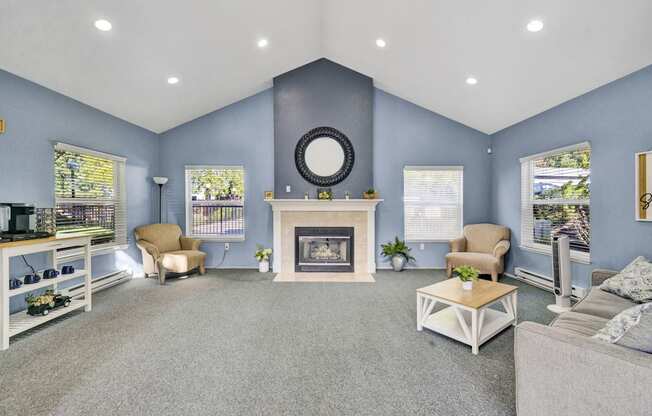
453,265,479,290
362,188,378,199
381,237,415,271
254,245,272,273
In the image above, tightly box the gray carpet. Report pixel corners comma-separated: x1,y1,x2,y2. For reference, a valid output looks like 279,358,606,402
0,270,555,416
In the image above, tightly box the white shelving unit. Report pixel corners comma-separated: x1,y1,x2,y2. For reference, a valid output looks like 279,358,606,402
0,235,92,350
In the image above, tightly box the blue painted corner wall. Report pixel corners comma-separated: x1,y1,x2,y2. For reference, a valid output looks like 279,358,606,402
0,69,159,312
490,64,652,287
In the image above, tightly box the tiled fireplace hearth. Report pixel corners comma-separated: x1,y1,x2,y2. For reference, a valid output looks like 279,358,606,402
267,199,382,282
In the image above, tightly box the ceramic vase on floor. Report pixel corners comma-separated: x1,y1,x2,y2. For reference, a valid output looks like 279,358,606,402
391,255,407,272
259,260,269,273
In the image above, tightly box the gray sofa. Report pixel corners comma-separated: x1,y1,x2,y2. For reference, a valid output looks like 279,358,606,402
515,269,652,416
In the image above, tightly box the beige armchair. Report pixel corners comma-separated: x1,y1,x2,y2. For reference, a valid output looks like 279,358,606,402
445,224,511,282
135,224,206,285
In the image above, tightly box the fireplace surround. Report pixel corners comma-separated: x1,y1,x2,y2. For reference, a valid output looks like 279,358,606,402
295,227,354,272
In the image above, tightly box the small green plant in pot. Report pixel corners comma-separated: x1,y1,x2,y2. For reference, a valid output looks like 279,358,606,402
453,265,479,290
255,245,272,273
381,237,415,271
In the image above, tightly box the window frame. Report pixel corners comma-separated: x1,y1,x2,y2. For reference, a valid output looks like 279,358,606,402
519,141,591,264
184,165,246,242
403,165,464,243
53,142,128,252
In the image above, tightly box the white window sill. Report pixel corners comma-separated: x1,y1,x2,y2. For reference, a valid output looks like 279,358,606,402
519,244,591,265
56,243,129,262
190,235,246,242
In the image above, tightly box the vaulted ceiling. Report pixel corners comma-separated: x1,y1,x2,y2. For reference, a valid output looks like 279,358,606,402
2,0,652,134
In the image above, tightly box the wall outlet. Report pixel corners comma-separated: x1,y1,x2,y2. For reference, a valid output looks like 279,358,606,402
224,242,230,251
286,185,291,193
419,243,425,250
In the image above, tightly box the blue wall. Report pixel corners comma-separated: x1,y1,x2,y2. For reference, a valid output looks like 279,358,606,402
374,89,492,268
0,69,159,311
490,64,652,287
274,59,373,199
158,90,274,267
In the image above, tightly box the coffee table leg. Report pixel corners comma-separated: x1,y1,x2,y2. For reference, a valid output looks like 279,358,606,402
512,292,518,326
471,309,479,355
417,294,423,331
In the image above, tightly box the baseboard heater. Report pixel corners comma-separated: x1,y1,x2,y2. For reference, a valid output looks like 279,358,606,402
65,270,132,298
512,267,588,299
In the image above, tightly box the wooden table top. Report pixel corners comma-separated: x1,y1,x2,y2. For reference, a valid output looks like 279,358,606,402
417,278,518,309
0,234,90,249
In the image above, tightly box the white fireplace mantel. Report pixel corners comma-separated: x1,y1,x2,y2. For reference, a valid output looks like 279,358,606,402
267,199,383,275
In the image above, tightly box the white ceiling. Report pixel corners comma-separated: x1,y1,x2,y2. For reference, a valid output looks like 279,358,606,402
2,0,652,134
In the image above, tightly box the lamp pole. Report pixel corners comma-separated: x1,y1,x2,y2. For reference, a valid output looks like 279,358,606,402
152,177,169,224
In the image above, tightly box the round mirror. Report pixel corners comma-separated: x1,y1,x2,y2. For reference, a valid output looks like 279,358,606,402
304,137,345,177
295,127,355,187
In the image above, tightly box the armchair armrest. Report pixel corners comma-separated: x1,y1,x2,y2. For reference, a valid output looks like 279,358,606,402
492,239,510,258
180,236,201,251
136,240,160,259
592,268,618,286
449,237,466,252
515,321,652,416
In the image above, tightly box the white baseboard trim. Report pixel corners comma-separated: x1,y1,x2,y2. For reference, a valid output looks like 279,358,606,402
66,270,132,298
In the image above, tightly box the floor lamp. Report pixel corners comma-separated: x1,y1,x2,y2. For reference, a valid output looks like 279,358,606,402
152,177,168,223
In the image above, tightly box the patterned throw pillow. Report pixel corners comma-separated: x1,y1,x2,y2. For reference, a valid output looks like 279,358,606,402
600,256,652,303
593,302,652,353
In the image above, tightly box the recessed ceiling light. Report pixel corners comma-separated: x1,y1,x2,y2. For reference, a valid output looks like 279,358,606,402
257,38,269,48
376,38,387,48
167,77,179,85
527,19,544,32
466,77,478,85
94,19,112,32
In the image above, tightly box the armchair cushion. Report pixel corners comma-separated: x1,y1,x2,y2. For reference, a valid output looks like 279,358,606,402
449,237,466,253
161,250,207,273
180,236,201,251
445,252,500,272
463,223,510,254
137,240,160,260
134,224,182,253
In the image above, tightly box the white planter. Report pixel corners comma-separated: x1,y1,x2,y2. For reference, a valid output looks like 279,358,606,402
461,280,473,290
258,260,270,273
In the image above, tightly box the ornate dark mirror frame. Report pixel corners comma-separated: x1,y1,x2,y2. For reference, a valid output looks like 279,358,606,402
294,126,355,186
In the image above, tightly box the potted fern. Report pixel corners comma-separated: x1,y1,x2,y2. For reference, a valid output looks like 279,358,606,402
381,237,415,271
453,265,479,290
254,245,272,273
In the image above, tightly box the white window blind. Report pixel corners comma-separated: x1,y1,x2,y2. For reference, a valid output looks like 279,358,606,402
185,166,245,240
54,143,127,249
403,166,463,242
520,142,591,262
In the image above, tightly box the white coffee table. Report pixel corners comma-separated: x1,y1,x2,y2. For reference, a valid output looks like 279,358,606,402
416,279,518,354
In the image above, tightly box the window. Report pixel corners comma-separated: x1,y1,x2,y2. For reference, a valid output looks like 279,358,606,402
185,166,245,240
403,166,463,242
54,143,127,248
520,142,591,262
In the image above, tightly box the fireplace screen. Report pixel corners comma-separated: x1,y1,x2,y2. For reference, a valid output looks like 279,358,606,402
295,227,354,272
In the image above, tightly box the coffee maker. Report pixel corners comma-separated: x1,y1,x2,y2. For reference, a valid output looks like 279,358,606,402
0,203,51,242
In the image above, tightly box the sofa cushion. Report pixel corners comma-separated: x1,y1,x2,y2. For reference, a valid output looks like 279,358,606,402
573,287,637,320
593,302,652,353
600,256,652,303
550,311,609,337
161,250,206,273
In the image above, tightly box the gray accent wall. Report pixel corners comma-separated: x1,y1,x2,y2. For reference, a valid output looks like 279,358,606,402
374,89,492,268
0,69,159,312
491,64,652,287
158,90,274,268
274,58,373,198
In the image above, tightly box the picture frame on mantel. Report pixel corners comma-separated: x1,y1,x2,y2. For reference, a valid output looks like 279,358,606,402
636,150,652,221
